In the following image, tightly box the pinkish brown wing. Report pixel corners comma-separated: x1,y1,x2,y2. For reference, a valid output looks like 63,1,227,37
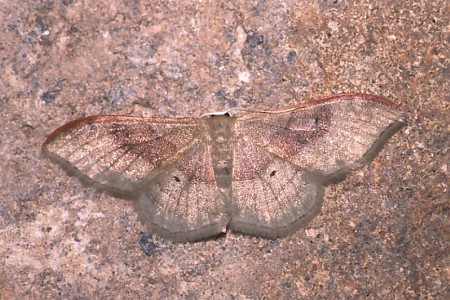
42,115,207,196
230,94,404,237
235,94,405,184
229,136,324,238
135,140,228,242
43,115,229,242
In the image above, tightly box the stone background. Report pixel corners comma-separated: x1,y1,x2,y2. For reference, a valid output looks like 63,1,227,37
0,0,448,298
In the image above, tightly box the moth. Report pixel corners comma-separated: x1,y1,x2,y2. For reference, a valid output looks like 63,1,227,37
43,93,405,242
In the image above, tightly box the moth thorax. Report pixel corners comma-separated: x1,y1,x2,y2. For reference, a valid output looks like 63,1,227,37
207,115,236,194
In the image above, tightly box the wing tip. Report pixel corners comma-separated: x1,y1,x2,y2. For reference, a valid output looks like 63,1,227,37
319,117,406,185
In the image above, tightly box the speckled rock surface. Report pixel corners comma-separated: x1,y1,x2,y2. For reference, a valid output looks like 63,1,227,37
0,1,448,299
